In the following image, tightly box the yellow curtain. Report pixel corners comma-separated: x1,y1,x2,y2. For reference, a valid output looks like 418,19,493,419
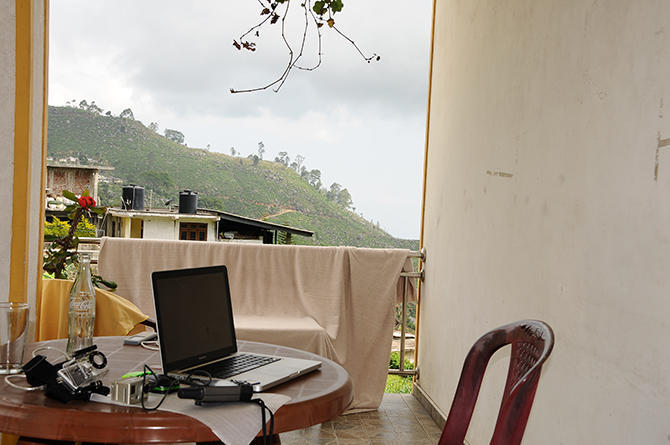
36,279,148,341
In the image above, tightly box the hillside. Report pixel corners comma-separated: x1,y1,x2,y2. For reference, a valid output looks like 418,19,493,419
47,106,418,249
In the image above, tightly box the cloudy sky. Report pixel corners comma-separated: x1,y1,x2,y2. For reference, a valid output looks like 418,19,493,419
49,1,432,240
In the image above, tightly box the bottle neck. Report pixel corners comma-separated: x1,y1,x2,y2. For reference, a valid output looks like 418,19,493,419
78,254,91,273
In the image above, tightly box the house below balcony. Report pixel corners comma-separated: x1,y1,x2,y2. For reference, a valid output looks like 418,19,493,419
105,189,313,244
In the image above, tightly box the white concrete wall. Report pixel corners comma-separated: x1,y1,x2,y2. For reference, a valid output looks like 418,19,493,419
114,217,217,240
418,1,670,443
142,218,178,240
0,0,16,302
207,221,216,242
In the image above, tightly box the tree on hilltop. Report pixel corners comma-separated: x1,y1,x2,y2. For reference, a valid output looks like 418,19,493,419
165,129,185,144
337,188,353,209
120,108,135,120
248,154,260,166
275,151,290,166
290,154,305,172
88,101,103,114
327,182,342,201
307,169,322,189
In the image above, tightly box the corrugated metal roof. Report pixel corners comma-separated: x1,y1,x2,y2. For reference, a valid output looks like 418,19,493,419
199,208,314,238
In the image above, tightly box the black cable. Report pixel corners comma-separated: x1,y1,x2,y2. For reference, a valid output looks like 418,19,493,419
260,400,267,441
140,364,171,411
184,369,212,387
252,398,274,445
138,366,274,443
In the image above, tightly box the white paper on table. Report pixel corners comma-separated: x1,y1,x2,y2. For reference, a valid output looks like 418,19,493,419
91,391,291,445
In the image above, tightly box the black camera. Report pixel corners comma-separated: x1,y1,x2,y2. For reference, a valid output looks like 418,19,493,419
23,345,110,403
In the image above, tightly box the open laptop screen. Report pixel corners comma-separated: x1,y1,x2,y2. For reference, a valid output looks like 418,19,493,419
152,265,238,373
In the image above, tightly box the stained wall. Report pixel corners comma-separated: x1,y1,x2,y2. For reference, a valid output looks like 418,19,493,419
417,1,670,442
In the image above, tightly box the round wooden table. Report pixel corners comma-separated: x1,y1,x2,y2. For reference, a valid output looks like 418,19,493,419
0,337,353,444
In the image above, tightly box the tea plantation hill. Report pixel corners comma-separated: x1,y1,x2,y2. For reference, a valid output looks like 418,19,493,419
47,106,418,249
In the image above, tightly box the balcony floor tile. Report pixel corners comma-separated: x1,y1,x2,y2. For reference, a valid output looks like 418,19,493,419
280,393,441,444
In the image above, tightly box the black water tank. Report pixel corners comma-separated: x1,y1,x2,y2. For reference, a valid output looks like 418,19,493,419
121,185,134,210
179,190,198,214
132,186,145,210
121,185,145,210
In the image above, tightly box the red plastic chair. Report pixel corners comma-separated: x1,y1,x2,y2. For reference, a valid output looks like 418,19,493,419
438,320,554,445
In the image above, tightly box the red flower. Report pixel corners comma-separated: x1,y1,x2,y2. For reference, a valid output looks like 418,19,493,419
78,196,96,209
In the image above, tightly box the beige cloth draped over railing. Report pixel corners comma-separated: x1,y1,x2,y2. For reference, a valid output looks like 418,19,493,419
97,237,412,411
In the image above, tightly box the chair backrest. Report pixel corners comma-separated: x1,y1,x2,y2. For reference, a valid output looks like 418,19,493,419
438,320,554,445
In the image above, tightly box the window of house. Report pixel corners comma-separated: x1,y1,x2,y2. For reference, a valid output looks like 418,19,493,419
179,222,207,241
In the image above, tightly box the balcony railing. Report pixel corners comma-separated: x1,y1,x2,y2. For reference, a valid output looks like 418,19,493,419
44,237,424,377
43,237,102,266
389,248,424,377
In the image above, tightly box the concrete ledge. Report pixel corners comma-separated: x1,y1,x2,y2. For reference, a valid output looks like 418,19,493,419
413,383,473,445
412,381,447,429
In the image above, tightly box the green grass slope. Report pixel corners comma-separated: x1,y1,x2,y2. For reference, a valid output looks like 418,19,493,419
47,106,419,249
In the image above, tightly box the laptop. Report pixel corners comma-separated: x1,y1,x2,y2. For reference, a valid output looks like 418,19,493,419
151,265,322,392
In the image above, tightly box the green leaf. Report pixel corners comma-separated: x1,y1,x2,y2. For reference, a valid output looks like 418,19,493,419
331,0,343,13
92,274,117,291
82,189,90,197
91,207,106,215
62,190,78,201
313,1,325,15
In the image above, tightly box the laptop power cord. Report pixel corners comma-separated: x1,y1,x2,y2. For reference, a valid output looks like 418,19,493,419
137,366,275,444
177,381,276,444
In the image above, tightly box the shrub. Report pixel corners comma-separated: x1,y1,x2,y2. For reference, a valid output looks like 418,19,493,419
45,216,97,238
389,351,414,370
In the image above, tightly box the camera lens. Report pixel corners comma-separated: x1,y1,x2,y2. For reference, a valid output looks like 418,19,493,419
89,351,107,369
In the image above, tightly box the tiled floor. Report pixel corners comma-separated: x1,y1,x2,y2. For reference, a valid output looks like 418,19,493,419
279,393,443,444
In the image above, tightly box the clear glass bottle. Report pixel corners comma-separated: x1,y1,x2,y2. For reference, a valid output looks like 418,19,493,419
66,253,96,356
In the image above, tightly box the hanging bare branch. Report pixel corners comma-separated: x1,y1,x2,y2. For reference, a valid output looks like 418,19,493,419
230,0,378,94
272,0,297,92
332,25,380,63
231,1,294,94
295,0,323,71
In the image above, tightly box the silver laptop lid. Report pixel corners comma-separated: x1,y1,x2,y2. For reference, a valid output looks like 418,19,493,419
151,265,237,374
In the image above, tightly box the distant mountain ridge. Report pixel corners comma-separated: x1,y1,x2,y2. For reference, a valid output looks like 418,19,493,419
46,105,418,249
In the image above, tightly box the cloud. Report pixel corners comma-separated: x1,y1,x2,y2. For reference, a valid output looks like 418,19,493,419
48,0,431,239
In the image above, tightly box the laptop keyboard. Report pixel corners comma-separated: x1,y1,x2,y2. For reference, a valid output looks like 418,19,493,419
199,354,280,379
